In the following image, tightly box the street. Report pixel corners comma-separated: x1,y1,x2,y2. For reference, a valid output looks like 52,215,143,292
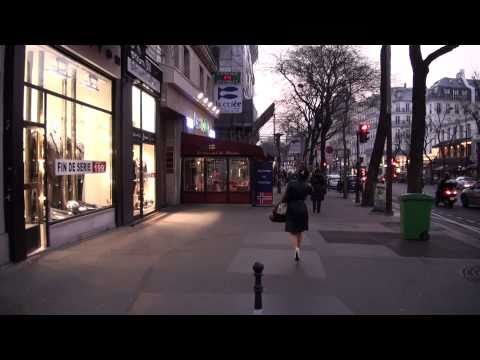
1,190,480,315
392,183,480,232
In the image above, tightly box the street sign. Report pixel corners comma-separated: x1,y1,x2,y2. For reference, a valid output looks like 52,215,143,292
326,145,333,154
214,83,243,114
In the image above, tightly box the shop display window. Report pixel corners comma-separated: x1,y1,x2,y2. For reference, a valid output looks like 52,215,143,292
183,158,204,192
45,96,112,222
206,158,227,192
132,86,156,133
25,45,112,112
229,158,250,192
142,144,156,214
23,45,113,223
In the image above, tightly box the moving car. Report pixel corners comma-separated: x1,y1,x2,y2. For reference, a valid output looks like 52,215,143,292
455,176,477,190
460,181,480,208
327,174,341,189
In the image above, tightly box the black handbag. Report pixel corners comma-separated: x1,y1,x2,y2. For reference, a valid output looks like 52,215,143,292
269,202,287,223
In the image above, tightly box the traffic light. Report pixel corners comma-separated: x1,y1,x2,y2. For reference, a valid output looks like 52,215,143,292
360,168,366,177
359,123,369,143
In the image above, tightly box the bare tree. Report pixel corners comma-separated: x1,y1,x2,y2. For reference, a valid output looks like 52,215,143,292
407,45,459,193
276,45,376,172
362,45,390,206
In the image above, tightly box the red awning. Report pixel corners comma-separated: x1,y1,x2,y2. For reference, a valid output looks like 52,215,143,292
181,132,265,159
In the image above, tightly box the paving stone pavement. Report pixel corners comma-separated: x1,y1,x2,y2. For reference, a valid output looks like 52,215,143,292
1,191,480,315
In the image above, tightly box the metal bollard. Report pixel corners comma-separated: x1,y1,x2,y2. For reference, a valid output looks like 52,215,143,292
253,262,264,315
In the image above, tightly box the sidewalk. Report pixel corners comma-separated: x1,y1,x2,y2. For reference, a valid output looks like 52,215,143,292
1,191,480,314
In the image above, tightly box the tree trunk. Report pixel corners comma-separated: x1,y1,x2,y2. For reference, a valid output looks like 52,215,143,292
320,131,327,173
362,45,388,206
407,65,427,193
342,123,349,199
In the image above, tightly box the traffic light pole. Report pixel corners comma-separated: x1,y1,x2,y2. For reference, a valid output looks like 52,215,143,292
356,131,360,204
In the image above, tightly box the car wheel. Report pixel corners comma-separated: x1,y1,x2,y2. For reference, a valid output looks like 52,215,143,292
461,195,469,208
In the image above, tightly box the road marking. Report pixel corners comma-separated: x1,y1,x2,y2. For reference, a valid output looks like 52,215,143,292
431,212,480,235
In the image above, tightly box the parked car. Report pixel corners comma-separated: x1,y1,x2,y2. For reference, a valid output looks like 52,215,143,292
327,174,341,189
460,181,480,208
455,176,477,190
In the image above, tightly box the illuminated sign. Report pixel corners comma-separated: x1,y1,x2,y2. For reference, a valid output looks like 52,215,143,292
214,72,241,84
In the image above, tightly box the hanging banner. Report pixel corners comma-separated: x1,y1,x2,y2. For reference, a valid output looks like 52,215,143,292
254,161,273,206
55,160,106,176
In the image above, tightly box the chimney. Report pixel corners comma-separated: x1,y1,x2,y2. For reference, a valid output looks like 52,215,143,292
404,82,406,88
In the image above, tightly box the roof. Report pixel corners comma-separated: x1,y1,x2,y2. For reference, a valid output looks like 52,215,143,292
430,77,480,89
181,132,266,158
391,87,412,101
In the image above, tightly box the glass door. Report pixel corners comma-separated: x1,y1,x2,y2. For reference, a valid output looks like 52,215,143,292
23,126,47,254
131,86,157,218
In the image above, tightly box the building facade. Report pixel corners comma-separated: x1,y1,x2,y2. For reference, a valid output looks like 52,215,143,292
425,70,479,179
210,45,258,143
156,45,219,206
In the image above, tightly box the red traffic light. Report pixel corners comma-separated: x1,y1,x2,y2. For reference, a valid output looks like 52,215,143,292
360,124,368,132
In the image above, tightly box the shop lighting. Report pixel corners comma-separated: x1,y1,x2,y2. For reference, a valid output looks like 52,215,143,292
186,117,194,129
83,73,99,92
212,106,217,111
207,102,212,108
209,129,216,139
203,97,209,104
215,109,220,114
197,92,204,100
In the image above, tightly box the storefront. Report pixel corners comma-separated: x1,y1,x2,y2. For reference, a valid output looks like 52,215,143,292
4,45,120,262
181,132,265,203
119,45,163,225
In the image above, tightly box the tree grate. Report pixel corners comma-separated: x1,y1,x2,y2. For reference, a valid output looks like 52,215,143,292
461,265,480,282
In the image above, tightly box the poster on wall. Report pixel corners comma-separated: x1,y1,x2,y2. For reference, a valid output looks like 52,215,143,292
254,161,273,206
55,160,106,176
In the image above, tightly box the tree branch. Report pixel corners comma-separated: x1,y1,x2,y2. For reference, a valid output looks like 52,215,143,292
424,45,459,67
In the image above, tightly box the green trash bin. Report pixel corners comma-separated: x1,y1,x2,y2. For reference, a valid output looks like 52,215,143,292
399,193,434,241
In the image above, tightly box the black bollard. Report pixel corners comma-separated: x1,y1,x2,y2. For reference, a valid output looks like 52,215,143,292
253,262,264,315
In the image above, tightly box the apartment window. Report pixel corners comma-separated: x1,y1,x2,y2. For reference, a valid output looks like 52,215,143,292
405,103,410,112
206,76,212,99
455,103,459,114
453,89,459,99
183,47,190,78
199,65,204,92
436,103,441,113
444,88,450,95
459,125,464,138
406,115,411,123
441,129,445,141
173,45,179,68
396,104,400,112
447,128,451,139
445,103,451,113
429,103,432,114
395,116,400,125
467,123,471,137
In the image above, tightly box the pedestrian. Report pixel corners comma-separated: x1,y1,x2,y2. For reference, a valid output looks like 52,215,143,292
310,168,326,213
280,166,312,262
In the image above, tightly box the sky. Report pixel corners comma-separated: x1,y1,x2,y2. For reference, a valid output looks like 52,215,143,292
254,45,480,138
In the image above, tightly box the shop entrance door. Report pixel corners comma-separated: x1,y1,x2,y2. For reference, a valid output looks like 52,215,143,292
23,125,48,254
132,86,157,219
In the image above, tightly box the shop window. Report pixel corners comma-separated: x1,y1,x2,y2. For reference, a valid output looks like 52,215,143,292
141,91,156,133
132,86,141,129
183,158,204,192
142,143,156,214
229,158,250,192
46,95,112,222
206,158,227,192
25,45,112,112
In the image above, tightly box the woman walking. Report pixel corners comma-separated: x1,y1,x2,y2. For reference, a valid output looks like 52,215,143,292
310,169,326,213
281,167,312,262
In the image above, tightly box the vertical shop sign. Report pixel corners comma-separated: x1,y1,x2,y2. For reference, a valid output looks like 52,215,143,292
254,161,273,206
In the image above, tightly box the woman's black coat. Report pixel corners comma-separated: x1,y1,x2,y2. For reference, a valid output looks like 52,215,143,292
282,179,312,234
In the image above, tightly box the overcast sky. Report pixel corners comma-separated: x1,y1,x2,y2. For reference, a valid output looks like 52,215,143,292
254,45,480,138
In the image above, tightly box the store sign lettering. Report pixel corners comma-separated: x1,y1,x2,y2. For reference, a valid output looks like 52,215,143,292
193,112,210,135
55,160,106,176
